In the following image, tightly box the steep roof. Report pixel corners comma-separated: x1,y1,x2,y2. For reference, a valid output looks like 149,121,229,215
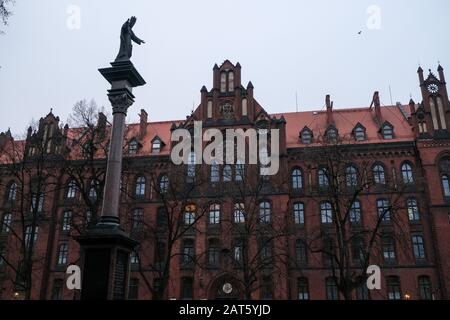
275,105,414,148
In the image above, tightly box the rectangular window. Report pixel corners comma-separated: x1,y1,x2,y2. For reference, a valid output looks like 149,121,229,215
128,278,139,300
295,240,307,265
412,235,426,260
387,277,402,300
208,243,220,267
382,236,396,263
1,213,12,233
182,277,193,299
57,243,68,266
297,278,309,300
131,209,144,232
407,199,420,222
234,240,243,264
326,278,339,300
294,203,305,224
209,204,220,224
51,279,64,300
377,199,391,221
62,211,72,232
25,226,38,250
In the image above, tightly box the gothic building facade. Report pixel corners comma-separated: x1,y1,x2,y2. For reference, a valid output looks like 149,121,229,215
0,61,450,300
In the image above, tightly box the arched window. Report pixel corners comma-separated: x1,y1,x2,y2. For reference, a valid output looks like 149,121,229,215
66,180,77,199
320,202,333,224
223,165,232,182
211,161,220,182
292,168,303,189
437,96,447,129
228,71,234,92
318,168,329,187
407,198,420,221
208,203,220,225
234,203,245,223
220,72,227,93
235,160,244,181
242,98,248,116
429,97,439,130
207,100,213,119
184,204,196,225
135,176,146,198
259,146,269,177
373,164,386,185
259,201,271,224
346,166,358,187
349,200,361,224
7,182,17,202
401,163,414,184
187,152,196,179
89,180,98,201
442,174,450,197
159,175,169,194
293,203,304,224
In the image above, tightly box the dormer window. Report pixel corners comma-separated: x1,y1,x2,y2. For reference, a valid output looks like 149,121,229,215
300,128,313,145
129,140,138,154
152,138,162,154
382,123,394,140
326,126,338,142
353,125,366,141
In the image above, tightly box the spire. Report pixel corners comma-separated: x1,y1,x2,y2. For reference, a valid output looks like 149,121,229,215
247,81,254,89
200,85,207,92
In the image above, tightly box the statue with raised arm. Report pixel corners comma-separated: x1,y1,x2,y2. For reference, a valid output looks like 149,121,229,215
115,16,145,62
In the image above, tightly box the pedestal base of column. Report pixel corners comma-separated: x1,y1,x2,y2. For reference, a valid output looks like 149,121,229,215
75,224,139,300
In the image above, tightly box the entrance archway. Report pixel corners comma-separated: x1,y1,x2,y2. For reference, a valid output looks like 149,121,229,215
207,274,244,300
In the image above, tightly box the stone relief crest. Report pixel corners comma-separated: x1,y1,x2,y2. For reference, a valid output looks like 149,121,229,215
220,103,234,120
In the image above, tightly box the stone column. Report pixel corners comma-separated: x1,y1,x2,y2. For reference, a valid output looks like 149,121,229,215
99,93,133,225
76,60,145,300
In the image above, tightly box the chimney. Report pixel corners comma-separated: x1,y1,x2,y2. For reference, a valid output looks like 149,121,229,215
97,112,107,136
139,109,148,138
372,91,382,124
326,94,334,126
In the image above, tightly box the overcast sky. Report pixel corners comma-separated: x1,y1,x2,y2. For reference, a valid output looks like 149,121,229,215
1,0,449,137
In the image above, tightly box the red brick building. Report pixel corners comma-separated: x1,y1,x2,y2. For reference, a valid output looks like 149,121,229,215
0,61,449,300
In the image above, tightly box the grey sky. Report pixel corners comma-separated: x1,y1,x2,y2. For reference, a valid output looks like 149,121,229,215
0,0,449,137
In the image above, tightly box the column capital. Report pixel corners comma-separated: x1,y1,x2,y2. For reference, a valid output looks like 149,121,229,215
108,90,134,115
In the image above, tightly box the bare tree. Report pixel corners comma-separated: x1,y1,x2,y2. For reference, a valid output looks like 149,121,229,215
62,99,111,234
0,119,63,299
199,161,290,300
121,161,209,300
300,134,417,300
0,0,14,34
